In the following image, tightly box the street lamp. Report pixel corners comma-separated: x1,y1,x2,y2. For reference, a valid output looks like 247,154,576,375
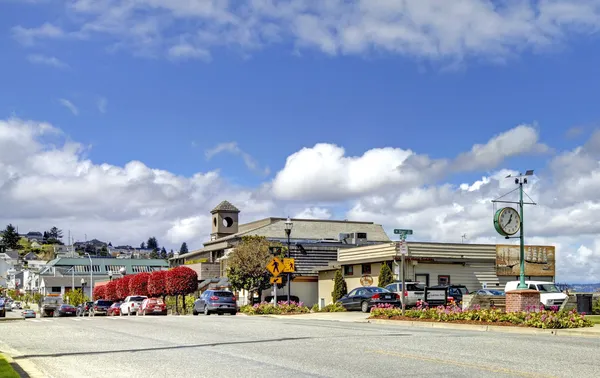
84,252,93,299
108,271,113,281
284,216,293,305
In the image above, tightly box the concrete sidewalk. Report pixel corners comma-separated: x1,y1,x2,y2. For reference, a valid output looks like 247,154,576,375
258,312,600,338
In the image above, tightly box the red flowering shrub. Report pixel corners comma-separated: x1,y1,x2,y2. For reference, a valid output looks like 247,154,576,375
166,266,198,296
117,275,133,300
129,272,151,297
148,270,168,298
93,285,106,300
105,280,119,301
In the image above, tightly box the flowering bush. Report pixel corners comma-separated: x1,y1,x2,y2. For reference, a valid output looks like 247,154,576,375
371,303,396,310
117,275,133,300
370,305,593,329
105,280,119,301
241,301,310,315
93,285,106,300
166,266,198,296
129,272,151,297
320,302,347,312
148,270,168,298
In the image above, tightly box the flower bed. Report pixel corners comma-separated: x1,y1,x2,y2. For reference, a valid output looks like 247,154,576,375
241,301,310,315
370,304,593,329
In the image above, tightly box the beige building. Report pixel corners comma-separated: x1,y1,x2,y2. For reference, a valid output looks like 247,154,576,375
316,242,556,308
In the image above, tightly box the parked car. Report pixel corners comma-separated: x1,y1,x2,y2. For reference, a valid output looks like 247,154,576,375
120,296,148,316
475,289,504,296
77,301,94,316
194,290,237,315
140,298,167,316
264,295,300,304
57,304,78,317
91,300,114,316
429,284,470,304
0,297,5,317
504,281,567,309
22,309,36,319
107,302,122,316
5,299,12,312
384,281,425,307
338,286,400,313
11,301,22,310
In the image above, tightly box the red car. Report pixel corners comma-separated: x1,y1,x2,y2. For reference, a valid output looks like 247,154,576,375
140,298,167,316
107,302,122,316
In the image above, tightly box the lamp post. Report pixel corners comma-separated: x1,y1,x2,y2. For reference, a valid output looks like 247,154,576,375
108,271,113,281
284,217,293,305
84,253,93,299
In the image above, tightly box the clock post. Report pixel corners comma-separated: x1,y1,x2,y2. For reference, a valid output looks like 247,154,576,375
518,178,526,289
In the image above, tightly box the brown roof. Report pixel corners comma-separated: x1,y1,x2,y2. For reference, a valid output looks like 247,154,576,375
210,201,240,214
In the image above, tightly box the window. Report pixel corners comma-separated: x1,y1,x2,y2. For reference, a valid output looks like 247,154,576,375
132,266,152,273
361,264,371,275
51,287,61,293
106,265,126,274
343,265,354,276
385,284,398,292
438,275,450,285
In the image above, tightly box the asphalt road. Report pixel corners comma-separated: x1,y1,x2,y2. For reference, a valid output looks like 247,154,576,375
1,313,599,378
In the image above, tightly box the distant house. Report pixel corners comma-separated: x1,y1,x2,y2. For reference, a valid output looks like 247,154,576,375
30,241,42,249
24,232,45,243
23,252,39,261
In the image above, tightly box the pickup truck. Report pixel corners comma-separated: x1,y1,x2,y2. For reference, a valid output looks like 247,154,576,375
119,295,147,316
41,296,64,318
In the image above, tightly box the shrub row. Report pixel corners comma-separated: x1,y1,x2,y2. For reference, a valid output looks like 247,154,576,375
370,304,593,329
241,301,310,315
93,266,198,301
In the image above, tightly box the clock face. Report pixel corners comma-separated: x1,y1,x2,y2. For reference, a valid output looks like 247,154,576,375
499,208,520,235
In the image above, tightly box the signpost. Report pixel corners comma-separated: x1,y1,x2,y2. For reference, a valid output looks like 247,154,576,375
394,229,413,316
282,258,295,273
270,276,283,284
267,257,283,306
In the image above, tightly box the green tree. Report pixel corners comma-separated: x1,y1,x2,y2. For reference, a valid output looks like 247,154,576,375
147,237,158,251
331,270,348,303
1,224,20,250
65,289,88,306
48,226,63,240
168,249,174,259
160,247,167,259
227,235,273,301
140,242,146,249
149,250,159,259
179,242,189,254
378,262,394,288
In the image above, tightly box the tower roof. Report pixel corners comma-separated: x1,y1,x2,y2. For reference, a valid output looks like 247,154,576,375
210,200,240,214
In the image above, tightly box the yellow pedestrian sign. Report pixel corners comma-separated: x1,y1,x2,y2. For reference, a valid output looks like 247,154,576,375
283,258,295,273
270,276,283,284
267,257,283,277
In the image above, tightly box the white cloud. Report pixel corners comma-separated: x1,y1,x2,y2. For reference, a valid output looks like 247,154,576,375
97,97,107,114
27,54,69,69
12,1,600,62
168,43,211,61
58,99,79,115
206,142,270,176
2,116,600,282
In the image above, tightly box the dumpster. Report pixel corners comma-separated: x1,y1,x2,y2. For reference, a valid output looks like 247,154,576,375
576,294,593,314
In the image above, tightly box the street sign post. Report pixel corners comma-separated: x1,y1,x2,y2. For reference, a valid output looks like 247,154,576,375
270,276,283,284
394,229,413,316
394,229,413,235
267,257,283,277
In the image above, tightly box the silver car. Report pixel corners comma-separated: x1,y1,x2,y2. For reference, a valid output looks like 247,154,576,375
385,282,425,307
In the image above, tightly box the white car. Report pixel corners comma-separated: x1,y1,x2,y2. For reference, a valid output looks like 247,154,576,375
119,295,148,316
504,281,567,309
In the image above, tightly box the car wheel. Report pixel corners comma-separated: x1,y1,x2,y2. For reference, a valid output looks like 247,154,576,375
204,306,210,316
361,301,369,313
193,309,198,316
230,311,236,316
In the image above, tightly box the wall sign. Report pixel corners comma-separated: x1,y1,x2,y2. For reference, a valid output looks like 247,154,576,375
360,275,373,287
425,287,448,306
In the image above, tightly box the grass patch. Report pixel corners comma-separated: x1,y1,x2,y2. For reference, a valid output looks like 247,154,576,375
587,315,600,325
0,355,20,378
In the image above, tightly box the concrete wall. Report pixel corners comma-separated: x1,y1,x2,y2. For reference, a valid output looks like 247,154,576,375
317,270,336,308
185,263,220,280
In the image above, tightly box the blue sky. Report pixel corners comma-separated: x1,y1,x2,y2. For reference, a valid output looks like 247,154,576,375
2,1,600,282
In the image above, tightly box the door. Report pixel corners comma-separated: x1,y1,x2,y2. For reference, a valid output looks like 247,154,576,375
338,289,357,309
352,288,368,310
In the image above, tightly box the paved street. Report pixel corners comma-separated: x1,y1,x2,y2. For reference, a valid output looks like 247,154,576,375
1,314,599,378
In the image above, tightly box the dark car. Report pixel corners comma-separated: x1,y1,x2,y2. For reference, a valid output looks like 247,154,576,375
430,285,470,304
91,300,114,316
57,304,77,317
77,301,94,316
264,295,300,304
338,286,400,313
193,290,237,316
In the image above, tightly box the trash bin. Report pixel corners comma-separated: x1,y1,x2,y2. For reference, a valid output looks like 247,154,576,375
576,294,593,314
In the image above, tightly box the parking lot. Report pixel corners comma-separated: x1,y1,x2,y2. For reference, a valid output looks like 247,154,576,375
2,312,600,378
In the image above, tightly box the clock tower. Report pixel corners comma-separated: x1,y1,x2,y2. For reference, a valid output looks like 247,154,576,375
210,200,240,241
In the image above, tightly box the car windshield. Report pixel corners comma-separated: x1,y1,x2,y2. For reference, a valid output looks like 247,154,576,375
457,287,468,294
537,284,560,293
130,296,147,302
96,301,112,306
367,287,388,293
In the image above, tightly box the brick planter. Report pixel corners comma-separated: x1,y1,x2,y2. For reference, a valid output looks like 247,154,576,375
505,289,541,312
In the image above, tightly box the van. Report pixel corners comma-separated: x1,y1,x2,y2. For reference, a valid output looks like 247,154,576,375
504,281,567,309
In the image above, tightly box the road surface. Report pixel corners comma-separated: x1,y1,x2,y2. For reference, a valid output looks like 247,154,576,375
1,314,599,377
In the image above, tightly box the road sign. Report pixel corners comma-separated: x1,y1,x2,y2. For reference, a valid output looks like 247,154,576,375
394,229,413,235
270,276,283,284
266,257,284,277
283,258,295,273
400,240,408,255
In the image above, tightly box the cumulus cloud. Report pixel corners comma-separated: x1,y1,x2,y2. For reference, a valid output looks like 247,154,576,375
2,116,600,282
12,1,600,62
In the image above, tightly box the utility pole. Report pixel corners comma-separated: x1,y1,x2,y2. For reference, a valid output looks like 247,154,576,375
394,228,413,316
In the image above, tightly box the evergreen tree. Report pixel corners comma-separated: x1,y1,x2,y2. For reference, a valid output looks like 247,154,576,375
179,242,189,254
1,224,21,250
160,247,167,259
331,270,347,303
48,226,63,240
167,249,174,259
147,237,158,251
378,262,394,288
140,242,146,249
149,250,159,259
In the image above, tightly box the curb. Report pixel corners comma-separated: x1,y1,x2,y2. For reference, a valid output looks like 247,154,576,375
0,345,47,378
366,318,600,337
0,318,24,322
